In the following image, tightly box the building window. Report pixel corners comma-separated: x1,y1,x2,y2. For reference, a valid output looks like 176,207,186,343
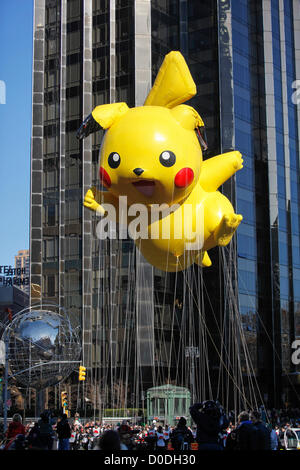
48,275,55,297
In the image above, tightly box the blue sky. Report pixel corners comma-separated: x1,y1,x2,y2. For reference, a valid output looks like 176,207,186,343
0,1,33,268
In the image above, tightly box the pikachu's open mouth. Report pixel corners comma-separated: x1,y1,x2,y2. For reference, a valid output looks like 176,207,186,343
132,180,155,197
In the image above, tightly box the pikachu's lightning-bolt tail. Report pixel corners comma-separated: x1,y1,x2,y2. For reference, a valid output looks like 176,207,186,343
144,51,197,108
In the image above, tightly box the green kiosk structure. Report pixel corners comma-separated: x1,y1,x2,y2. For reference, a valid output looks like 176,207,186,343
146,385,191,426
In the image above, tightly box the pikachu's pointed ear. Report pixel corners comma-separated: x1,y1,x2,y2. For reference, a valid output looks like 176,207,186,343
144,51,196,108
77,103,129,140
92,102,129,128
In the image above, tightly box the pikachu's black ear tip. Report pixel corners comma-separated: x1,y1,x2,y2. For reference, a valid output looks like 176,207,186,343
196,126,208,152
76,113,102,140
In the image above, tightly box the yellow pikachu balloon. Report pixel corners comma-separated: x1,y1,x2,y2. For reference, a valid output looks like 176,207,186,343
77,51,243,272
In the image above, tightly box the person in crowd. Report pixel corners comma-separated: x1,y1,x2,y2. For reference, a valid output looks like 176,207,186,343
156,425,166,451
219,428,228,448
250,410,271,450
277,426,286,449
134,428,148,450
170,417,194,451
189,401,229,451
235,411,256,450
118,420,132,450
145,422,157,451
4,413,26,450
69,427,77,450
94,430,122,451
163,424,171,447
75,427,83,450
36,410,55,450
81,430,89,450
191,425,197,440
56,413,71,450
88,434,95,450
259,405,267,423
268,424,279,451
225,427,238,451
93,423,101,440
73,413,81,428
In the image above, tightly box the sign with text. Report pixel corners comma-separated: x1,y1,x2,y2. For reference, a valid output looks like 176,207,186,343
0,265,29,288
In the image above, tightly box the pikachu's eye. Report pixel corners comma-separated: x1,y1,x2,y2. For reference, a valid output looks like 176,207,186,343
108,152,121,169
159,150,176,167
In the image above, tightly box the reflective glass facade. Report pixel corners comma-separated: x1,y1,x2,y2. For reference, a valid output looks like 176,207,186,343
282,0,300,400
232,0,259,387
230,0,300,405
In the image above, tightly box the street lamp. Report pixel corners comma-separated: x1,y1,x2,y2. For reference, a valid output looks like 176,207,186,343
185,346,200,404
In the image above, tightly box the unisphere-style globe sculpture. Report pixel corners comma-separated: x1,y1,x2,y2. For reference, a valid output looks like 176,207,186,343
5,308,81,390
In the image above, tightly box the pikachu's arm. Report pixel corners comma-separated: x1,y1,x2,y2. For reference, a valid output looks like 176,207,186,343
199,151,243,192
83,186,118,216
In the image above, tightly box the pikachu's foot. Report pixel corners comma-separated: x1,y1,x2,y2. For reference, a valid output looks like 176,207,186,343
214,213,243,247
194,251,212,267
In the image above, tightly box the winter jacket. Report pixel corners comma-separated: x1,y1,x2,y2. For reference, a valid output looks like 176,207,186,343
235,420,257,450
6,421,25,440
56,419,71,439
190,403,229,445
171,425,194,451
38,419,54,436
4,422,25,450
252,421,271,450
270,429,279,450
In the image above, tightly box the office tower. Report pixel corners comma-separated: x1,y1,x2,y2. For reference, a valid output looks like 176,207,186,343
218,0,300,407
30,0,300,411
31,0,176,413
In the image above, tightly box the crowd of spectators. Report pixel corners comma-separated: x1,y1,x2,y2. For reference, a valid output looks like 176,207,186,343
1,405,300,451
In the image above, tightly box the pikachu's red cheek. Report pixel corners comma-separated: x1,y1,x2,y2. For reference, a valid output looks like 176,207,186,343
174,168,194,188
99,166,111,188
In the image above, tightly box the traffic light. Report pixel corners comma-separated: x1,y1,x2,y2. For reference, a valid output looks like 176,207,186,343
61,391,68,408
79,366,86,381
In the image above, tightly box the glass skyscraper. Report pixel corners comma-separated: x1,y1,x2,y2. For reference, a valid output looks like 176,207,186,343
30,0,300,412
